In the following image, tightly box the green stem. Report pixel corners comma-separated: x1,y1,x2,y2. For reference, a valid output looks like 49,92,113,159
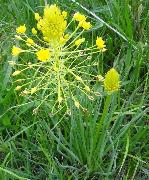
98,95,111,131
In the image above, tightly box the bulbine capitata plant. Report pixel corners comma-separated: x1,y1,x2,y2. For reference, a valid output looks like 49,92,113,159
10,4,120,114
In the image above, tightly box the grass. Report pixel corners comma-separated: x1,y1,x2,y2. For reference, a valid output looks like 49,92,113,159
0,0,149,179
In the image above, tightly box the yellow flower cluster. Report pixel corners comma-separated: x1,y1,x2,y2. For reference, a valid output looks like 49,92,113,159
104,68,120,93
36,4,67,43
10,4,117,113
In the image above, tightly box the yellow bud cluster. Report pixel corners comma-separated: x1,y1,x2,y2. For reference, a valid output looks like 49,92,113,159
104,68,120,93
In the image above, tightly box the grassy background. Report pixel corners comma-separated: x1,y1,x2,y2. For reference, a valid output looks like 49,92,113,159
0,0,149,179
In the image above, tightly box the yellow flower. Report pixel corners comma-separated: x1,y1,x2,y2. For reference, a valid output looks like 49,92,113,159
104,68,120,93
32,28,37,35
73,12,86,22
16,24,26,34
36,49,51,62
37,4,67,42
79,21,92,30
12,46,22,56
96,37,106,51
26,38,35,45
75,38,85,46
35,13,41,21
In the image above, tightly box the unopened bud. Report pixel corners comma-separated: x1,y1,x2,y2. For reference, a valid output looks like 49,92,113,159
31,87,37,94
12,70,21,76
84,85,90,92
15,86,22,91
74,100,80,109
76,76,82,82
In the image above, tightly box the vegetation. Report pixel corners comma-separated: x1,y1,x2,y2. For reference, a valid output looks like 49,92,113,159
0,0,148,179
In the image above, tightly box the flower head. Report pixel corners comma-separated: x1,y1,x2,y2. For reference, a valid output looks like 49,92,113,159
37,4,67,43
104,68,120,93
12,46,22,56
36,49,51,62
96,37,106,51
16,24,26,34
